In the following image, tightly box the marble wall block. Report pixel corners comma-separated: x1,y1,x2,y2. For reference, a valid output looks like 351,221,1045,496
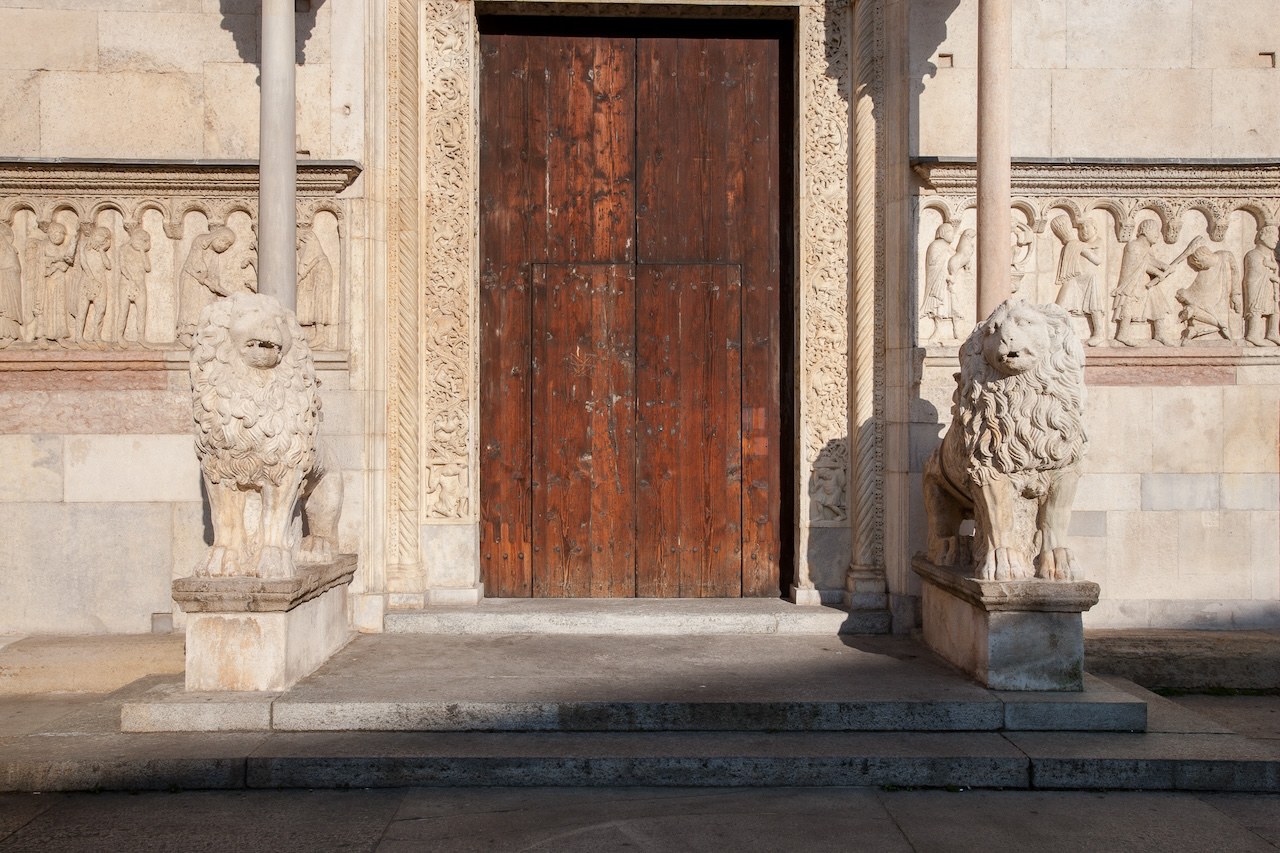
0,434,62,503
0,9,97,72
2,502,175,634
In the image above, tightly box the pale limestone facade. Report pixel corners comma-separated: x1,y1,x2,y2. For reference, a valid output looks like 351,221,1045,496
0,0,1276,635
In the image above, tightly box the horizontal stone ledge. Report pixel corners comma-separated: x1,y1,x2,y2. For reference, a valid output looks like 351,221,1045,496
0,349,350,372
0,159,362,196
912,158,1280,194
912,556,1100,614
920,345,1280,369
173,554,357,614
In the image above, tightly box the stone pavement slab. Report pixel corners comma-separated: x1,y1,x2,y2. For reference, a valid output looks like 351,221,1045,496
1086,629,1280,690
1169,695,1280,741
3,788,1280,852
0,789,406,853
381,787,913,853
877,789,1279,853
1200,793,1280,847
0,635,184,696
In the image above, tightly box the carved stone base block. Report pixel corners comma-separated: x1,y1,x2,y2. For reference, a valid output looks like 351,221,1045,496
912,556,1101,691
788,585,823,606
174,556,356,692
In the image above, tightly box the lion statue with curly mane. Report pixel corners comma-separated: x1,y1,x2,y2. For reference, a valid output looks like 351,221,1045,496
189,291,342,579
923,300,1088,582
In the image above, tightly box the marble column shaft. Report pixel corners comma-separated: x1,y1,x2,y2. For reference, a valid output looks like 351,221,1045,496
259,0,297,310
976,0,1012,319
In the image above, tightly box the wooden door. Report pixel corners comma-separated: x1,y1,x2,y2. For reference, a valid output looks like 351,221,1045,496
479,18,789,597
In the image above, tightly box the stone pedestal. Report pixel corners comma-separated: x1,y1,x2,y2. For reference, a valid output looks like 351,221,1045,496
912,556,1100,691
172,556,356,692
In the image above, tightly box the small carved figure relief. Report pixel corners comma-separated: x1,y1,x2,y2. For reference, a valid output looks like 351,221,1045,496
1167,236,1241,343
71,224,113,343
24,222,77,345
808,452,848,522
922,301,1088,582
296,226,335,349
1111,219,1176,347
1242,225,1280,346
177,226,237,347
1050,216,1107,347
920,222,960,343
425,461,469,518
117,224,151,345
1009,222,1035,294
190,291,343,579
0,224,23,346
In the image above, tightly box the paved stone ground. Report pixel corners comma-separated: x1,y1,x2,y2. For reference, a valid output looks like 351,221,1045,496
1,786,1278,851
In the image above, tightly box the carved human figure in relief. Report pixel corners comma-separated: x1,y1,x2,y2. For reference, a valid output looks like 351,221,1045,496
72,225,114,344
1111,219,1175,347
24,222,77,345
1051,216,1107,347
116,224,151,345
0,224,22,347
190,291,343,579
1242,225,1280,346
920,222,959,343
1172,237,1240,342
177,226,237,347
296,226,335,349
808,455,847,522
922,301,1088,582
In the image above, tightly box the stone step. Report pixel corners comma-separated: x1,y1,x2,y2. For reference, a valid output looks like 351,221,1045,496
5,729,1279,793
120,634,1147,734
125,686,1144,734
384,599,889,635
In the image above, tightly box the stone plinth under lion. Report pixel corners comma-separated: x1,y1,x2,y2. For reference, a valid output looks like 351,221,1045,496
913,300,1099,690
173,292,354,692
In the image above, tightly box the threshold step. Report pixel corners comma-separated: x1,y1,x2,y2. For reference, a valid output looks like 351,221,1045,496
384,598,887,635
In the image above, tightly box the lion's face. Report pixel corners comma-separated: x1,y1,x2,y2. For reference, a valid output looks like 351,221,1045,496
981,301,1052,377
220,294,293,366
229,298,293,371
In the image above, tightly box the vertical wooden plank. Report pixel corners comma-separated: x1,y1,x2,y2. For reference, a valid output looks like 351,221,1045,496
480,27,636,597
533,264,636,596
637,32,782,597
732,36,783,598
545,36,635,264
636,264,742,597
479,32,535,597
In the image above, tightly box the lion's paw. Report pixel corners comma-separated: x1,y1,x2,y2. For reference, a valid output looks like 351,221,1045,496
255,546,295,580
194,546,239,578
978,547,1034,581
299,535,335,565
1036,547,1081,581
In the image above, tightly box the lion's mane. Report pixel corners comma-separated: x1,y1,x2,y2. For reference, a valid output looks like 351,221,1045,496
190,292,320,489
954,303,1087,488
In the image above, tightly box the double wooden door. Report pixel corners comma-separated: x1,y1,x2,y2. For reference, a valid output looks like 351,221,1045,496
478,18,789,597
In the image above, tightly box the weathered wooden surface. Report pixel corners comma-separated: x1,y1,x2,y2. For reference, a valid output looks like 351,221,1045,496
479,20,784,597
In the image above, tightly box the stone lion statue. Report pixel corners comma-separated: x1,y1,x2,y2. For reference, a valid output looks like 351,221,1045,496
190,292,342,579
923,300,1088,581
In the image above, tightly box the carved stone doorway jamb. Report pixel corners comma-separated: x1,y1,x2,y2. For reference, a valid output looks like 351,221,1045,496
385,0,879,608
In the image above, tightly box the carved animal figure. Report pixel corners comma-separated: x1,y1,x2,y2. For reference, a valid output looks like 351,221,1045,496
190,291,342,579
922,300,1088,582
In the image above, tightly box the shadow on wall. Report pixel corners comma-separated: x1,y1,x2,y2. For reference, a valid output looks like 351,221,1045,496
219,0,324,79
